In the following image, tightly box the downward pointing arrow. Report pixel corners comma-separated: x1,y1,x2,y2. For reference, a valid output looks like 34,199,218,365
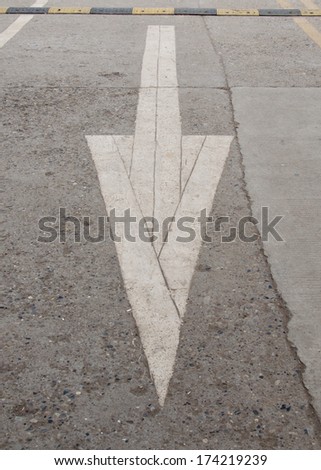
86,25,233,406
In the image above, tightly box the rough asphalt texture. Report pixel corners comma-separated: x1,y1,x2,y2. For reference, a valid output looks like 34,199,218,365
1,0,321,449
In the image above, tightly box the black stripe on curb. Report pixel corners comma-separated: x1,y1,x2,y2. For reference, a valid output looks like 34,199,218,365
259,9,302,16
174,8,217,16
6,7,49,14
90,8,133,15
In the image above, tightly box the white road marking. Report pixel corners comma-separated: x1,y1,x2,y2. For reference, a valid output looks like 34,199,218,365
181,135,205,189
0,1,47,49
87,26,233,406
113,135,134,176
154,26,182,253
130,87,157,217
160,135,233,315
86,135,181,407
129,26,158,218
153,27,181,255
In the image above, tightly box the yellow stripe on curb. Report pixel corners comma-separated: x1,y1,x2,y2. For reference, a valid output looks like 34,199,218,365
48,7,91,14
217,9,259,16
132,7,174,15
0,6,8,13
301,9,321,16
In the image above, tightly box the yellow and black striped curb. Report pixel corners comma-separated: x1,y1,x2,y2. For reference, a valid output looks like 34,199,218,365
0,7,321,16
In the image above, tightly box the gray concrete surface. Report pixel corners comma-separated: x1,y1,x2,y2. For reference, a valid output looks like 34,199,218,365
233,87,321,418
1,0,321,450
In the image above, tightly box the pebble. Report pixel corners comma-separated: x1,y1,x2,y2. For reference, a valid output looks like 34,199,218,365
281,404,291,412
63,389,75,399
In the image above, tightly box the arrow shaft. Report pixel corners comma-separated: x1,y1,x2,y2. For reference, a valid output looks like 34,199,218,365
130,26,182,244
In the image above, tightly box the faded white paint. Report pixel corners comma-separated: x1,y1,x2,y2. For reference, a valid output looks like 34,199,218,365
86,135,181,407
0,1,48,49
87,26,233,405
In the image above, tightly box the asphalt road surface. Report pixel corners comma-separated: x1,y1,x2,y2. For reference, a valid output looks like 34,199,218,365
1,0,321,450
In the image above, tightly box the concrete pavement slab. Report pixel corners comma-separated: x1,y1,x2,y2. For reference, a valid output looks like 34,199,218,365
204,16,321,87
232,86,321,420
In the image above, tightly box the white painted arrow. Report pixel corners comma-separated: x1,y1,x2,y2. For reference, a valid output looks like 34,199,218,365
86,25,233,406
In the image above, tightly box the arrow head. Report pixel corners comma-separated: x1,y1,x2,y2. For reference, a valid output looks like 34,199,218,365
86,134,233,405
